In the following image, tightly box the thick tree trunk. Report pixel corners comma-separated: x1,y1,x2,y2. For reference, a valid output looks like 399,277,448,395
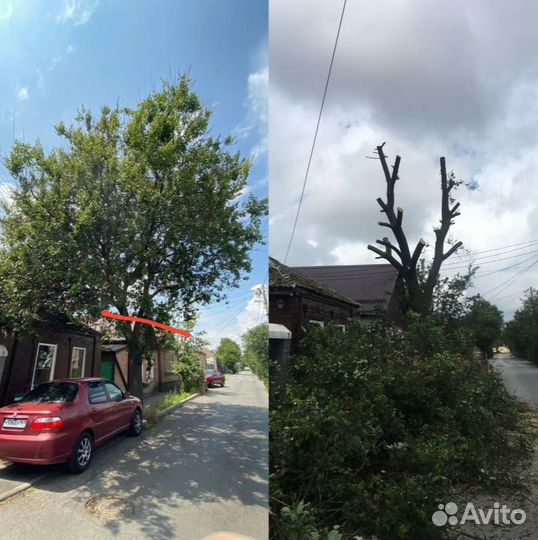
127,340,144,402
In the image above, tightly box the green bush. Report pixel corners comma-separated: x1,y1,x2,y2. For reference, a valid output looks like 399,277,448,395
242,323,268,385
273,502,342,540
173,356,205,393
270,319,534,540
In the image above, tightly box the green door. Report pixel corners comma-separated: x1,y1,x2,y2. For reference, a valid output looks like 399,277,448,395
101,360,114,380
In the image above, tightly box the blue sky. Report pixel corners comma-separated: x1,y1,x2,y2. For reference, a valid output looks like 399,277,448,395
0,0,268,348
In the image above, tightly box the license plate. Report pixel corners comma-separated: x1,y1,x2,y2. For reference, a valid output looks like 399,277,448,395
3,418,27,429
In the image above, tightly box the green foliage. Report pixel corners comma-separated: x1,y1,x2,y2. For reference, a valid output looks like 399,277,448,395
154,390,192,412
429,264,476,325
270,320,534,540
0,76,267,396
465,296,504,357
216,337,241,373
173,355,205,393
170,319,207,393
273,502,342,540
504,290,538,364
242,323,268,384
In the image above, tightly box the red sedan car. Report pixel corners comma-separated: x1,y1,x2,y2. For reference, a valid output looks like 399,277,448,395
205,370,225,388
0,378,142,473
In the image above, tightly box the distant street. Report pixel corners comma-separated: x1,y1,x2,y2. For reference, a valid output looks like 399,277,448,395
490,353,538,408
0,372,268,540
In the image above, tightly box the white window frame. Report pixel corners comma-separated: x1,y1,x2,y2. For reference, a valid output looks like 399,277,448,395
336,324,346,332
70,347,87,378
31,343,58,389
309,320,324,327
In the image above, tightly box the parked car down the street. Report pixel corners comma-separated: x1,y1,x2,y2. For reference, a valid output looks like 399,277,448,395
205,370,225,388
0,378,142,474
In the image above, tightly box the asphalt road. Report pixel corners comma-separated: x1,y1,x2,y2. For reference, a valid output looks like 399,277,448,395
0,371,268,540
490,353,538,408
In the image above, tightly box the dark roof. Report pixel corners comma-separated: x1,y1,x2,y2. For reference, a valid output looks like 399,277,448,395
270,258,360,307
292,263,398,315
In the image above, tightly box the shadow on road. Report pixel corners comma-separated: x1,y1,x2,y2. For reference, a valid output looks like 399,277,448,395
3,392,268,540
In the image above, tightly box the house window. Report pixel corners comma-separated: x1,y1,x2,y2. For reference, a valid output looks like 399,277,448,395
169,350,177,372
70,347,86,378
336,324,346,331
309,320,324,327
31,343,58,389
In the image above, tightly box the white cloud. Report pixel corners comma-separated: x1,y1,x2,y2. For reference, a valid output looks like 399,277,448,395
17,87,29,101
0,183,14,208
56,0,99,25
194,285,267,349
236,284,267,336
270,0,537,319
234,62,268,162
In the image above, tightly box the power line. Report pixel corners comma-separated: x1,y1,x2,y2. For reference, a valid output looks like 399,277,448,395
440,250,538,273
283,0,347,264
442,246,538,268
471,254,538,279
450,239,538,259
441,249,538,271
493,288,531,303
486,258,538,301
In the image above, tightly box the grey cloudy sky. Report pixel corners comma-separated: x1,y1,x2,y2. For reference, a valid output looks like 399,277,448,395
269,0,537,320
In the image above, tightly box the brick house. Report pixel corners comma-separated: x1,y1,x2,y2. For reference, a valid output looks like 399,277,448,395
101,340,181,396
0,322,101,406
269,258,360,353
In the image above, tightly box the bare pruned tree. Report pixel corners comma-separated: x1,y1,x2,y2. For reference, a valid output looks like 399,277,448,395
367,143,463,317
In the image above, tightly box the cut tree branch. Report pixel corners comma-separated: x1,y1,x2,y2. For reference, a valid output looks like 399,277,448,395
367,244,404,273
443,241,463,261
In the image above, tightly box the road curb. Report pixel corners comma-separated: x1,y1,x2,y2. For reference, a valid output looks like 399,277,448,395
156,392,200,419
142,392,201,426
0,473,49,503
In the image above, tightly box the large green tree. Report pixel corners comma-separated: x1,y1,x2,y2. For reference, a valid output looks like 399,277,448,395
0,76,266,398
465,296,504,357
215,337,241,373
504,289,538,365
242,323,268,383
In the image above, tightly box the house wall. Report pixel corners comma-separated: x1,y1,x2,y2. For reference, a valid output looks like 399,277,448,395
269,289,357,353
106,347,181,395
158,350,181,392
0,327,101,406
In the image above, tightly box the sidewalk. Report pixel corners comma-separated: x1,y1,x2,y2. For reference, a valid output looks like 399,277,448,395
143,392,169,408
0,460,50,503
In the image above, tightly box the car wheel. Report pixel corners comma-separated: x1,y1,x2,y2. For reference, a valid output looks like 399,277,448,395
68,432,93,474
128,408,143,437
220,381,225,387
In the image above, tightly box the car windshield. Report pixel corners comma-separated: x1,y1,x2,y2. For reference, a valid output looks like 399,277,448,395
18,383,78,403
206,370,215,375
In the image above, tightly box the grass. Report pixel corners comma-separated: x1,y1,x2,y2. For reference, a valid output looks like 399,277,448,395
154,390,194,412
142,390,196,427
